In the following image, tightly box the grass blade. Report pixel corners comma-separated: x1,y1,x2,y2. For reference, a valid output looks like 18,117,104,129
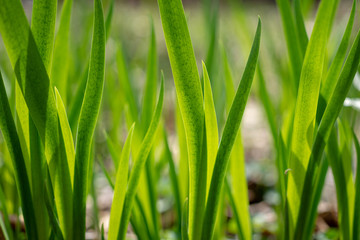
55,88,75,186
68,65,89,131
31,0,57,71
175,100,189,209
140,24,160,239
0,1,73,237
202,18,261,239
318,0,356,121
293,0,308,54
222,48,252,239
108,124,135,240
98,157,115,189
0,184,12,240
105,0,115,41
294,23,360,240
51,0,73,105
67,1,115,131
162,126,182,235
44,184,64,240
225,179,244,240
141,21,158,131
0,72,38,239
275,0,303,86
157,0,206,238
30,1,57,239
324,128,351,240
353,132,360,240
72,0,105,238
202,62,218,195
287,0,336,233
182,198,189,240
116,43,139,123
118,76,164,240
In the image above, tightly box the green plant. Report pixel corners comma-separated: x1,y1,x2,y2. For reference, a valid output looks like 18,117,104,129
1,0,360,239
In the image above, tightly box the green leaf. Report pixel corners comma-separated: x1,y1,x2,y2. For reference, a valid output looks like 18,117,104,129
222,47,235,113
223,47,252,239
293,0,308,54
118,76,164,240
0,184,12,240
157,0,206,238
175,99,189,209
294,23,360,240
162,126,182,235
101,224,105,240
256,64,277,142
0,0,73,237
229,133,250,239
317,0,356,121
72,0,105,238
353,131,360,240
140,25,161,240
182,198,189,240
104,131,121,168
202,18,261,240
44,184,64,240
287,0,337,233
225,179,245,240
303,156,328,239
105,0,115,41
55,88,75,187
108,124,135,240
51,0,73,106
30,1,58,239
31,0,57,71
116,43,139,123
68,65,89,131
202,62,218,196
68,0,115,131
324,128,351,240
275,0,303,86
98,157,115,189
0,72,38,240
141,21,158,131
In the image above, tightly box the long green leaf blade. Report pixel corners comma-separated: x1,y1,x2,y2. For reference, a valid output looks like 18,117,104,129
44,184,64,240
293,0,308,54
157,0,206,238
0,1,73,237
223,47,252,239
55,88,75,186
141,21,158,130
31,0,57,71
294,24,360,240
202,62,218,195
30,1,57,239
202,19,261,240
116,43,139,123
182,198,189,240
0,72,38,240
108,124,135,240
51,0,73,105
276,0,303,86
353,132,360,240
72,0,105,238
287,0,336,233
317,0,356,120
105,0,115,41
0,171,13,240
162,126,182,235
118,77,164,240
